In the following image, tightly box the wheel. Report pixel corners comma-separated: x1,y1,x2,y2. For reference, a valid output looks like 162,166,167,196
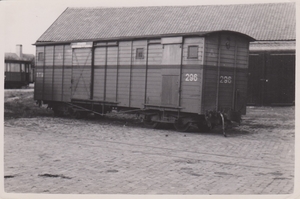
53,108,64,117
74,111,83,119
174,119,190,132
143,115,159,129
197,122,213,132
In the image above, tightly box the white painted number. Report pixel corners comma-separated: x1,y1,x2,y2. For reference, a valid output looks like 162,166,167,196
220,76,232,84
185,74,198,81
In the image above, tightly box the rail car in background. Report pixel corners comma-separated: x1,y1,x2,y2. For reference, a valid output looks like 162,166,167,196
4,60,34,89
34,30,254,135
5,44,35,89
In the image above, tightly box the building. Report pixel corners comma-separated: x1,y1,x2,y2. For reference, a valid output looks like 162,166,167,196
248,41,295,106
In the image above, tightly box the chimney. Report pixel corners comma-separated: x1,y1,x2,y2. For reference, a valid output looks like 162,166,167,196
16,44,23,59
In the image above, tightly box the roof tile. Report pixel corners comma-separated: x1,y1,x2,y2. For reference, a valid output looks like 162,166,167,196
37,3,295,43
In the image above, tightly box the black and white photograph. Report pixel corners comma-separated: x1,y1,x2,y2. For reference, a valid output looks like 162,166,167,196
1,0,298,198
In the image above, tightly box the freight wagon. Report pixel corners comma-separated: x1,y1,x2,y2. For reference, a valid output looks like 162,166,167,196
34,30,254,136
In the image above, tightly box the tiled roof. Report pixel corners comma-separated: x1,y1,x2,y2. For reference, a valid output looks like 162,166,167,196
249,41,296,51
37,3,295,43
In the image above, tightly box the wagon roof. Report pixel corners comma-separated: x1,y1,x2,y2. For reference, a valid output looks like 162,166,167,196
5,53,35,62
36,2,295,43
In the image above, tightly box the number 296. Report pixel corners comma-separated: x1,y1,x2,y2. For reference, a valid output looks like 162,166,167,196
185,74,198,81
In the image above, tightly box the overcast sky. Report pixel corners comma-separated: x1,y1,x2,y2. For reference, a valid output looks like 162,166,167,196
1,0,294,55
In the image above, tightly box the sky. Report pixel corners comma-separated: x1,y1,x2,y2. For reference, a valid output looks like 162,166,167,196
1,0,292,56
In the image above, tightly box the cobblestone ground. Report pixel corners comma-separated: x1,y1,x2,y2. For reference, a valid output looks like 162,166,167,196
4,106,295,195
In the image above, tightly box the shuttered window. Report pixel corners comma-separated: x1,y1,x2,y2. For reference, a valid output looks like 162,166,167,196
188,46,198,59
38,52,44,61
136,48,144,59
10,63,21,72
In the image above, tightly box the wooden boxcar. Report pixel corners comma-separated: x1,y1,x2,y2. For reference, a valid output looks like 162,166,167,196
34,30,254,133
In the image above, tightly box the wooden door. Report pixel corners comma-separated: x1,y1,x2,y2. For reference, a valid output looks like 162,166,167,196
161,44,182,106
162,44,182,65
71,48,92,100
265,53,295,105
161,75,179,106
247,52,296,106
247,53,265,106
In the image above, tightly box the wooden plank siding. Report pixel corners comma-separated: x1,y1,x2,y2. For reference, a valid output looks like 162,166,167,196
145,44,163,105
62,67,72,101
42,46,54,100
180,66,203,113
34,44,73,102
179,37,205,113
202,32,249,114
71,48,92,100
34,46,44,100
62,45,72,101
43,67,53,100
145,70,162,105
53,45,63,101
201,66,219,112
53,68,63,101
106,46,118,102
182,37,205,65
130,40,147,108
116,41,131,106
93,47,106,101
217,67,235,111
35,32,250,116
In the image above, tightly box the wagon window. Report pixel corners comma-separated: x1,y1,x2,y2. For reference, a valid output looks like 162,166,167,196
21,64,25,72
5,63,9,72
136,48,144,59
38,52,44,61
25,64,29,72
188,46,198,59
11,63,21,72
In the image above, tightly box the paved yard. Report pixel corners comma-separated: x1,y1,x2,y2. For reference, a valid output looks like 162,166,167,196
4,106,295,195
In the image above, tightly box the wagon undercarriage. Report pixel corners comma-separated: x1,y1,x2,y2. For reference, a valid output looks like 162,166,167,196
41,100,239,137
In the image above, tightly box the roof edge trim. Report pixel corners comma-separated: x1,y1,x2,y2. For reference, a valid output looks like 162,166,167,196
34,30,255,45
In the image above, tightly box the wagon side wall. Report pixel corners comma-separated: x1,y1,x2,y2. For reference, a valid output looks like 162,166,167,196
34,44,72,102
180,37,204,113
35,32,250,116
34,46,44,100
130,40,147,108
202,32,250,114
117,41,132,107
146,43,163,105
